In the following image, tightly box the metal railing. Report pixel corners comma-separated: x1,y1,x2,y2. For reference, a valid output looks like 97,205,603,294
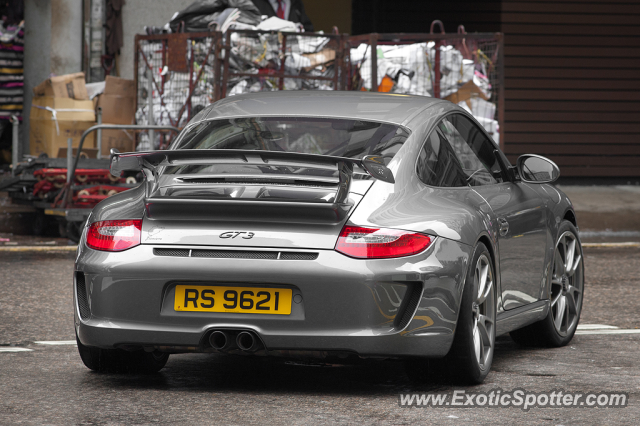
10,115,19,176
57,124,181,208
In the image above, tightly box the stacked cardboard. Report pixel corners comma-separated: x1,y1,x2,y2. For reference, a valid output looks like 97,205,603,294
33,72,89,99
94,76,136,155
30,72,96,158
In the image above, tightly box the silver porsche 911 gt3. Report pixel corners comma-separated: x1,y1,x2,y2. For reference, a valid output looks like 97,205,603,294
74,92,584,383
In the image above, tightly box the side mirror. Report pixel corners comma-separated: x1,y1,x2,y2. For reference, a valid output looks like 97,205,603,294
516,154,560,184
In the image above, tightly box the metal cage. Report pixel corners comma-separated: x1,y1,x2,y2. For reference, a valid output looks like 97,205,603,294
348,28,504,147
134,31,223,148
133,28,503,147
220,30,349,98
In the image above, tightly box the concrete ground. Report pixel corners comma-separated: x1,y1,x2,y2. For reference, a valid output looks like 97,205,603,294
1,249,639,425
0,185,638,424
557,186,640,240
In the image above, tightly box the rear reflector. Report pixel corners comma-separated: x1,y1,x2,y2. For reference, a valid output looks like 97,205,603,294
86,220,142,252
335,225,432,259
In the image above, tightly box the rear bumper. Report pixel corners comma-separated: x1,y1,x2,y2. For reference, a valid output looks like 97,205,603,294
74,238,472,358
76,321,456,358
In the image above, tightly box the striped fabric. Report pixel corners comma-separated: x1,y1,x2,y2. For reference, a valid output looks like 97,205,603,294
0,22,23,121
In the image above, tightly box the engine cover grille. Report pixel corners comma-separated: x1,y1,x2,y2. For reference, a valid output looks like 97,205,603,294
192,249,278,260
153,248,190,257
153,248,318,261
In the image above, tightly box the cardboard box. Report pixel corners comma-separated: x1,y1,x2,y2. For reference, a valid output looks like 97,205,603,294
103,75,135,96
56,147,99,159
99,129,136,156
302,48,336,71
97,95,136,125
29,97,96,158
96,76,136,125
444,80,489,105
33,72,89,100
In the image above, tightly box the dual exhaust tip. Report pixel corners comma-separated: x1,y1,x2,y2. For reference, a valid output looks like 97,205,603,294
209,330,262,352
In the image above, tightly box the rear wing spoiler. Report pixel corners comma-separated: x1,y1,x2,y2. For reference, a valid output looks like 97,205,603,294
110,149,394,181
110,149,395,203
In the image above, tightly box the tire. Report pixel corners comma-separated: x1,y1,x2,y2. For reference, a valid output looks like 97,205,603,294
510,220,584,347
404,242,497,384
76,335,169,374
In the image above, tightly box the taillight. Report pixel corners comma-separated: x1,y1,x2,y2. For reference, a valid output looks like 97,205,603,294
335,225,433,259
86,220,142,252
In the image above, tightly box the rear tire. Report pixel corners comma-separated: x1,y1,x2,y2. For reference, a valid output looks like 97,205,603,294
76,336,169,374
404,242,496,384
510,220,584,347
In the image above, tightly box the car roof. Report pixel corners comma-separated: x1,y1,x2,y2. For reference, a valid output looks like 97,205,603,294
200,91,448,128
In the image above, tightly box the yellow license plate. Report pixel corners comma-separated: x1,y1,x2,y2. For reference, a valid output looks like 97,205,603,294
174,285,292,315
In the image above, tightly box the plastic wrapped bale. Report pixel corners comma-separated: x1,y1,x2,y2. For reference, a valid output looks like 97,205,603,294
428,45,475,98
223,30,342,96
378,43,432,96
351,42,476,97
231,33,269,68
472,70,492,99
457,99,499,146
351,43,433,95
168,0,261,32
303,36,330,53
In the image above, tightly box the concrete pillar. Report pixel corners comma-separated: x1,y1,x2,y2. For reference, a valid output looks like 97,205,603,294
23,0,52,155
22,0,83,155
51,0,83,76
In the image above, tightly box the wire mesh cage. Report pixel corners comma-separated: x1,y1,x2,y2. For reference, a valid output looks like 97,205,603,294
220,30,348,97
134,32,222,149
133,28,502,149
348,28,504,147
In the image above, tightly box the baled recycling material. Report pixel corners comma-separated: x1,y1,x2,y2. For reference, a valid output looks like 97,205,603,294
169,0,261,32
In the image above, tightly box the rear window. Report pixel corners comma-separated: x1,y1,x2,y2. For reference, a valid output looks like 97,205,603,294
173,117,410,161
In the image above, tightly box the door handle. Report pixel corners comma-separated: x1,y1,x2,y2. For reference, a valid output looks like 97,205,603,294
498,218,509,236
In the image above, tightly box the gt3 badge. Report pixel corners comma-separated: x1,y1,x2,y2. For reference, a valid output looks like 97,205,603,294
219,231,255,239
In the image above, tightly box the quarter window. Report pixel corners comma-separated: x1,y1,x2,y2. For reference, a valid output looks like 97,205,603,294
439,114,504,186
416,125,468,187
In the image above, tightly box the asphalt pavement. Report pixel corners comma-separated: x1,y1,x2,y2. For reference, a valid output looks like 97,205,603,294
557,185,640,243
1,248,639,425
1,184,638,424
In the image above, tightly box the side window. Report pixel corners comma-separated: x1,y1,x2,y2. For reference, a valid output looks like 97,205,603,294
438,114,504,186
416,125,468,187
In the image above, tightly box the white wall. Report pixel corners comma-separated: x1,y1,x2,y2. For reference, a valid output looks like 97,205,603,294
119,0,193,80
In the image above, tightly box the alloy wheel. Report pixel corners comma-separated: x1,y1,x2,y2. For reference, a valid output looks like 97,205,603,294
550,231,584,336
472,253,495,370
